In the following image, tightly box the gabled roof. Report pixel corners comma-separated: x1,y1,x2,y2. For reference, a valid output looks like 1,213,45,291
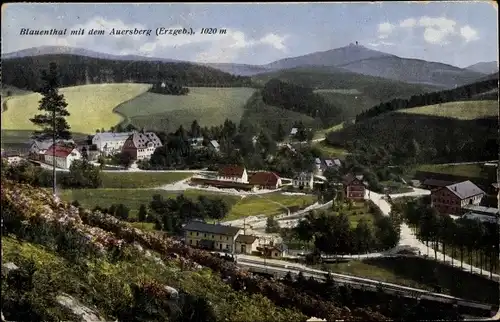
294,172,313,180
236,235,258,244
249,171,280,186
333,159,342,167
183,221,241,236
343,174,364,185
290,128,298,135
218,165,245,177
32,139,73,151
324,159,334,167
444,180,485,200
315,158,321,164
46,143,77,158
126,132,162,149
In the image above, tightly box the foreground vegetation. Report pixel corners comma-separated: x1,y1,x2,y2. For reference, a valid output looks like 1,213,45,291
115,87,256,133
1,83,151,134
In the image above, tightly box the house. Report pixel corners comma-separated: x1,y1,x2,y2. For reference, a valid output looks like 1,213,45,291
209,140,220,153
122,131,163,161
422,178,456,190
44,143,81,169
292,172,314,189
290,128,298,136
461,205,499,217
5,156,23,165
92,132,134,156
29,139,74,160
314,158,322,174
431,180,486,216
235,235,259,254
183,221,242,253
342,174,366,200
217,165,248,183
256,244,286,258
249,171,282,190
188,137,204,149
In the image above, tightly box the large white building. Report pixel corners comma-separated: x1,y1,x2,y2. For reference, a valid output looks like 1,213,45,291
293,172,314,189
92,132,134,156
44,143,82,169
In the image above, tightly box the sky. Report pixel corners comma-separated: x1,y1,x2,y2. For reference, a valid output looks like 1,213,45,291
2,2,498,67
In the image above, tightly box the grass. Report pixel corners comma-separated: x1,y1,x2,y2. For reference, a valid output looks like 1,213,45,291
317,256,499,304
335,201,375,228
397,100,498,120
241,92,320,136
312,140,348,158
313,122,345,140
115,87,256,133
1,130,89,151
58,188,241,218
1,235,305,321
1,83,151,134
100,171,193,188
416,163,496,181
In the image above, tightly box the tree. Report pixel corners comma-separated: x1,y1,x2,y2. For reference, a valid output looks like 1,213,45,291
353,218,373,254
115,204,130,220
138,204,148,222
29,62,72,195
67,160,102,188
265,216,280,233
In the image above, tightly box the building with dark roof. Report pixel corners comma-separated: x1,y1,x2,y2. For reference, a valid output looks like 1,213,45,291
249,171,281,189
217,165,248,183
422,178,456,190
235,234,260,254
431,180,486,216
342,174,366,200
122,131,162,161
183,221,242,253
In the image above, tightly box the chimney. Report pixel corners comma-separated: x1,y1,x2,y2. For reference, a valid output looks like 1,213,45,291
454,186,457,191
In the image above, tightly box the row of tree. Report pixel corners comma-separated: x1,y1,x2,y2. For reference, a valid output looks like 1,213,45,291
394,197,499,277
148,194,230,233
3,55,254,91
290,200,401,255
356,77,499,121
149,81,189,95
261,78,343,127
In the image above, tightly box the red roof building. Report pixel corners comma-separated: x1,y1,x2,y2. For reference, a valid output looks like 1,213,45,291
249,172,282,190
342,174,366,200
44,143,81,169
217,165,248,183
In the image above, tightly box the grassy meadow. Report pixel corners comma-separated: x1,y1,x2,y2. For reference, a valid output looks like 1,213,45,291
396,100,498,120
416,163,496,181
100,171,193,188
115,87,256,133
1,83,151,134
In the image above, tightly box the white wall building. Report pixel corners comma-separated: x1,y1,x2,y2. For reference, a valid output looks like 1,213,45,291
44,144,82,169
92,132,134,156
293,172,314,189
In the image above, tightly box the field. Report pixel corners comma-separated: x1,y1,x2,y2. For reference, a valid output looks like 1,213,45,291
416,163,496,181
1,83,151,134
59,188,242,218
100,171,193,188
313,122,345,140
397,100,499,120
312,140,348,158
226,193,317,221
114,87,256,133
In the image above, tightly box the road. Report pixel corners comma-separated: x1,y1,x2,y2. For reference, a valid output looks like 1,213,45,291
367,189,500,280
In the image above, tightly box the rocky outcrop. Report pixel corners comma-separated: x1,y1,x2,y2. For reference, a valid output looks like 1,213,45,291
56,293,106,322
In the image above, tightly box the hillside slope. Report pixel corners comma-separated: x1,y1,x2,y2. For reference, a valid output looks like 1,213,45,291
466,61,499,75
1,54,253,91
337,56,484,88
326,100,498,163
252,67,439,120
1,178,391,322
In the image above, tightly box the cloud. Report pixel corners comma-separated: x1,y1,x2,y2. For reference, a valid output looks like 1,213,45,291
399,18,416,28
3,16,289,63
460,25,479,42
377,22,394,39
377,16,479,46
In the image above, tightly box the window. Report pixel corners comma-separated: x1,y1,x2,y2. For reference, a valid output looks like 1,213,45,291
190,232,193,236
226,236,229,240
196,232,199,236
226,244,230,250
204,233,207,237
190,240,193,245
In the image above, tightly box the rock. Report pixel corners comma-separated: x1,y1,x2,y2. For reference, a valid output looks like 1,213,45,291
2,262,19,274
56,293,105,322
164,286,179,300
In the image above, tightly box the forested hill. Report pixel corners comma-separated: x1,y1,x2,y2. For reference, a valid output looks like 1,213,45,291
356,77,499,122
2,54,253,91
261,78,343,127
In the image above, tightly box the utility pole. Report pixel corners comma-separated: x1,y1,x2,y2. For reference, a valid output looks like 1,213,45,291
52,108,57,197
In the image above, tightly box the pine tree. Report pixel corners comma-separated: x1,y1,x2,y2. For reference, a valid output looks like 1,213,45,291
30,62,71,196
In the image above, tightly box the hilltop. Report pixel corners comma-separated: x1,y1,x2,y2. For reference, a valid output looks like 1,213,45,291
1,54,253,91
465,61,499,75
